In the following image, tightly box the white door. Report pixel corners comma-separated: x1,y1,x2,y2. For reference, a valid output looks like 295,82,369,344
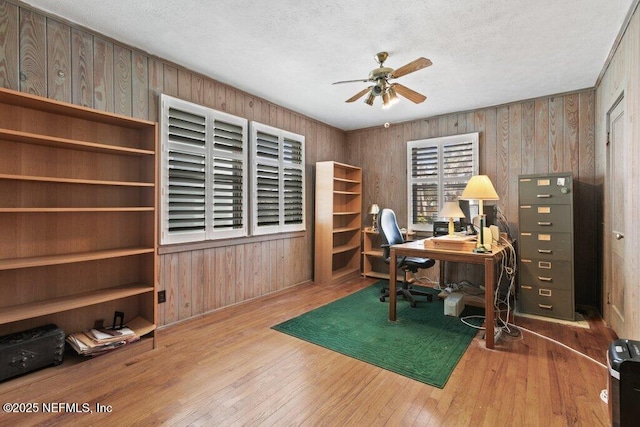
607,99,626,333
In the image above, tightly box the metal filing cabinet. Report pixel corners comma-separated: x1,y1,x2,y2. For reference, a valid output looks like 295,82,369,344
518,173,575,320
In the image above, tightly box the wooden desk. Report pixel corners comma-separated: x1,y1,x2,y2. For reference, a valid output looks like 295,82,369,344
388,239,508,349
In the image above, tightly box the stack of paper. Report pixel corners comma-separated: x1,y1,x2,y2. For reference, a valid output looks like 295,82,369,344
66,316,155,357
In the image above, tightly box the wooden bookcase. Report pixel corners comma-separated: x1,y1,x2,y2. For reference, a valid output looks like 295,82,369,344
0,88,157,351
314,161,362,284
362,228,414,280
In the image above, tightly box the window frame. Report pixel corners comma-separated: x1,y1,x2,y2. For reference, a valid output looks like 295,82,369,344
406,132,479,232
160,94,249,245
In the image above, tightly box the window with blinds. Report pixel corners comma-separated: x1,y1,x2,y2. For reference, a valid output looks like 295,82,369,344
407,133,479,232
160,94,248,244
251,122,305,235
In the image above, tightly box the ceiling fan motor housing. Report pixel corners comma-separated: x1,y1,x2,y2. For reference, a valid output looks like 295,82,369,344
368,67,393,81
371,84,384,96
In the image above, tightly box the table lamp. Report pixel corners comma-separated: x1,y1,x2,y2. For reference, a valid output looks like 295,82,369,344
369,204,380,231
438,201,466,236
460,175,499,252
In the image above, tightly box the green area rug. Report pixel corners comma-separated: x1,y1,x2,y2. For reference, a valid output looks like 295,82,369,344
272,281,483,388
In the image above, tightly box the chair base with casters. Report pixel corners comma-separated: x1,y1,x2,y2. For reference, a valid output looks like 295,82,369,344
376,207,436,308
379,265,435,307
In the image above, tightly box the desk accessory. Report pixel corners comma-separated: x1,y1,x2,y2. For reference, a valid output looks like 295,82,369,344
369,203,380,231
460,175,500,253
437,201,466,236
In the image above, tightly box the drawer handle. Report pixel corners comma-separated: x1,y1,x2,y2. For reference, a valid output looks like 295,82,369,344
521,285,533,290
538,249,552,254
538,276,552,282
539,289,552,297
539,304,553,310
537,222,552,226
537,194,551,198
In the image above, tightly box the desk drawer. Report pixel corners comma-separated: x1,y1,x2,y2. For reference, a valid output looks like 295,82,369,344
519,204,572,232
519,259,572,290
518,286,574,320
519,232,572,260
519,175,572,205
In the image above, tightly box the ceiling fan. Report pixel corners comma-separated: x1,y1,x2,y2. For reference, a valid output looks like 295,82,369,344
332,51,432,108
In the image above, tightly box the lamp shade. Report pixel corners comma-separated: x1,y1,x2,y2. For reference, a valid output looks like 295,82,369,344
438,201,465,219
369,204,380,215
460,175,499,201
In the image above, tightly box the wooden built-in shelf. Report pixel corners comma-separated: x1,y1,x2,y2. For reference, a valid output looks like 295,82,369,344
333,226,360,234
330,266,360,282
334,211,360,216
332,243,361,255
0,284,155,325
0,207,154,213
0,87,158,372
362,228,414,280
0,173,154,187
334,177,359,184
334,190,360,195
0,129,155,156
0,247,155,271
0,88,156,129
364,249,383,257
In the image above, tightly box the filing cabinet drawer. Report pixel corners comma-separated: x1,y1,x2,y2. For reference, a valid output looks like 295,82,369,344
519,232,573,260
519,204,572,232
518,285,574,320
519,259,572,290
519,175,572,204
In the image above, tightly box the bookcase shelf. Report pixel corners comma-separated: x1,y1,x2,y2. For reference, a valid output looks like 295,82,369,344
0,247,155,271
0,128,155,156
0,284,155,325
0,173,154,187
362,228,414,281
0,88,157,351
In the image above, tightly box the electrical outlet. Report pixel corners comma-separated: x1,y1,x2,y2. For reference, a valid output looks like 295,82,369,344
157,290,166,304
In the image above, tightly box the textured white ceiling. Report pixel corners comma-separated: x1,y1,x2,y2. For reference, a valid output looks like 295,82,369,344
23,0,635,131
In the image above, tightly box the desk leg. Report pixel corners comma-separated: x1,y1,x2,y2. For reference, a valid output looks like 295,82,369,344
484,257,495,349
389,247,397,321
439,260,446,288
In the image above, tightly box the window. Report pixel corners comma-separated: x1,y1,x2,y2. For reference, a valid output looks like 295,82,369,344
160,94,248,244
407,132,479,231
251,122,305,235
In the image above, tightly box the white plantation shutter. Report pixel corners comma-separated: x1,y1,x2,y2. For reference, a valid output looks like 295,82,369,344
255,130,280,229
251,122,305,235
407,133,478,232
210,117,248,239
283,136,304,227
160,94,248,244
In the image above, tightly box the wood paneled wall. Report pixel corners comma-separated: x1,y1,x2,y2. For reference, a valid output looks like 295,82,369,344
0,0,347,327
596,3,640,339
346,90,598,308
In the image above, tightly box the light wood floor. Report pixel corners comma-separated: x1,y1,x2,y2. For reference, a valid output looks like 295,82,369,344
0,277,617,426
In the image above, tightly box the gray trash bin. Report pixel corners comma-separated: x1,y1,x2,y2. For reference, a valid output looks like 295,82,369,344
608,339,640,426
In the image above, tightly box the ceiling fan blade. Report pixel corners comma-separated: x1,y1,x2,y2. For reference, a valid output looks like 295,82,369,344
391,57,432,79
332,78,370,85
392,83,427,104
345,87,372,103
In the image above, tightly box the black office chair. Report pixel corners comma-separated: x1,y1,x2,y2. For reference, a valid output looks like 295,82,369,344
378,208,435,307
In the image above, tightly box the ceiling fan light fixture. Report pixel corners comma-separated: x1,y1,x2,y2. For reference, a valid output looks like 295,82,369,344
382,91,391,109
388,87,399,105
364,92,375,106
